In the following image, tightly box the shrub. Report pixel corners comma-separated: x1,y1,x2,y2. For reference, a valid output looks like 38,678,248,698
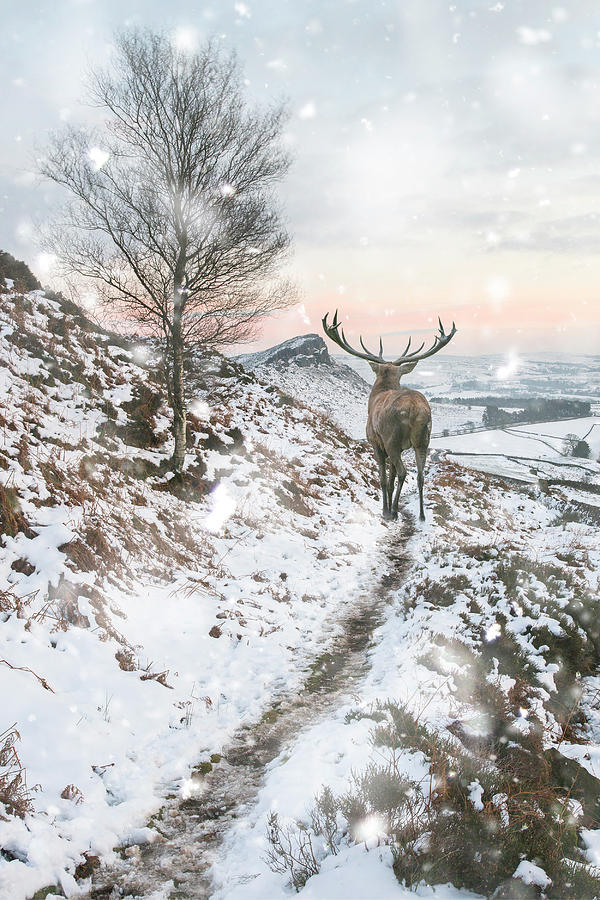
265,812,320,891
121,383,165,448
268,688,600,898
563,434,591,459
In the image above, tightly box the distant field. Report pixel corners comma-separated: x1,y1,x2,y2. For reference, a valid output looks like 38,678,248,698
431,416,600,485
432,416,600,457
430,402,486,434
337,353,600,403
515,416,600,453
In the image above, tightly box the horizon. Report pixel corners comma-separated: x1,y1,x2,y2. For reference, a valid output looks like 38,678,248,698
238,330,600,361
3,248,600,363
1,0,600,355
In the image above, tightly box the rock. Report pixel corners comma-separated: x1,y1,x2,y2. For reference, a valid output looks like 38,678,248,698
236,334,334,369
10,557,35,576
74,853,101,880
492,878,541,899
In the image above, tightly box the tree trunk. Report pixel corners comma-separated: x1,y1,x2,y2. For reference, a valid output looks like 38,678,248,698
170,315,186,472
170,235,188,472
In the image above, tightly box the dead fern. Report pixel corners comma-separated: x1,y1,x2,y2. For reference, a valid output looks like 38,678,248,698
0,724,34,819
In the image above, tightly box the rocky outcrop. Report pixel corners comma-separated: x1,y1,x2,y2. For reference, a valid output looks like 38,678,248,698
236,334,334,369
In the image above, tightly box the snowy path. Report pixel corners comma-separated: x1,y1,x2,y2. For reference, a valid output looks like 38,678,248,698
87,515,415,899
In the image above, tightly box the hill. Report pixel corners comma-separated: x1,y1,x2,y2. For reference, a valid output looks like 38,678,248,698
0,279,383,899
236,334,371,440
2,273,600,900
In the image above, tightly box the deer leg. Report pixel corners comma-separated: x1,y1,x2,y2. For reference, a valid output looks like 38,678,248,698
387,464,396,511
389,453,407,520
415,447,427,521
374,446,391,519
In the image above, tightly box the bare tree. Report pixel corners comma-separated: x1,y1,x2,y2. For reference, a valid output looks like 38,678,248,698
40,28,295,470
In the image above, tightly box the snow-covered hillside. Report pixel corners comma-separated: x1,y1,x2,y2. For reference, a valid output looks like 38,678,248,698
3,281,600,900
0,283,385,899
211,456,600,900
236,334,372,440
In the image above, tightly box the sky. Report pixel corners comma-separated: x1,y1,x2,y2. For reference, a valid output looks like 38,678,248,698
1,0,600,357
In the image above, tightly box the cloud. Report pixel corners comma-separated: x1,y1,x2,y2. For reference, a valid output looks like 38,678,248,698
2,0,600,353
516,26,552,45
484,212,600,254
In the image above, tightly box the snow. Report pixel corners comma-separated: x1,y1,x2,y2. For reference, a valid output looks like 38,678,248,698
205,371,600,898
433,426,564,459
513,860,551,888
300,845,400,899
303,846,482,900
0,286,386,898
582,828,600,867
468,781,484,811
429,414,600,484
236,335,371,441
2,285,600,898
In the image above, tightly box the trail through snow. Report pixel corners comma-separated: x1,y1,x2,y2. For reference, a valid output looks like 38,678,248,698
87,514,415,899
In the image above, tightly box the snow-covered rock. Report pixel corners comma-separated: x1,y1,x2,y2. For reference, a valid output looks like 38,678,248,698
236,333,371,440
236,333,335,368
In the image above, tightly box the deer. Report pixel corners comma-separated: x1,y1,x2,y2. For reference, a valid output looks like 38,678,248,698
322,312,456,522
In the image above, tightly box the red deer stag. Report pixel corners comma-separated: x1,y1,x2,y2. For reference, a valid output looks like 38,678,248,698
322,312,456,522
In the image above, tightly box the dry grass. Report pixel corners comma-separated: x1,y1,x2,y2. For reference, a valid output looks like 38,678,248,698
0,587,37,618
0,724,34,819
38,458,93,506
58,538,97,573
417,573,472,607
0,484,34,539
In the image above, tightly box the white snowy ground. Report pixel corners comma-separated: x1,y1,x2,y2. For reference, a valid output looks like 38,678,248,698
431,416,600,483
2,285,600,899
0,285,386,898
209,457,600,899
205,353,600,900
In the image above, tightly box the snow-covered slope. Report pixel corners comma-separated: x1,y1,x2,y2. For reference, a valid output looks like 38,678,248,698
212,456,600,900
0,283,384,898
3,282,600,900
235,334,372,440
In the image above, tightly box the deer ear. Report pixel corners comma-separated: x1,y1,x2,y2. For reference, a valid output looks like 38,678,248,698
397,360,418,376
368,361,380,373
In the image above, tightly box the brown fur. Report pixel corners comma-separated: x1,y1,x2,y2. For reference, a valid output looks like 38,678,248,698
366,362,431,521
321,310,456,521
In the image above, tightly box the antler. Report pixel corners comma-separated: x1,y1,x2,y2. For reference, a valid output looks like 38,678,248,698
322,310,386,364
391,316,457,364
322,311,457,366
